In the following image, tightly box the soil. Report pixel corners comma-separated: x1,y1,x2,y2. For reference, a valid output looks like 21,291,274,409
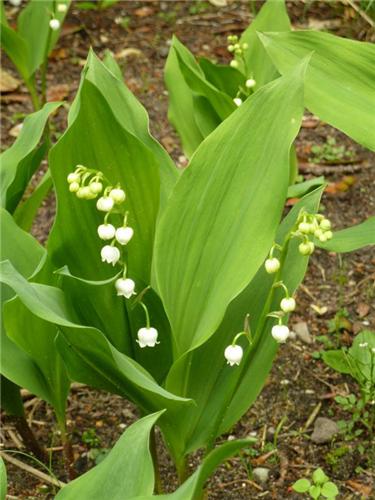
1,1,374,499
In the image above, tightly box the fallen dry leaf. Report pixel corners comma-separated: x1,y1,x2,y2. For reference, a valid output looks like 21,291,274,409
161,135,175,153
47,83,70,102
356,303,370,318
346,479,373,497
115,48,143,60
134,6,154,17
0,70,20,92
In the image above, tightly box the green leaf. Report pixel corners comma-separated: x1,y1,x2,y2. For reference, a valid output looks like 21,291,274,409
0,102,61,212
69,50,177,208
322,351,352,375
321,481,339,498
292,478,311,493
316,217,375,253
287,176,325,199
0,23,31,82
13,170,53,232
0,376,24,417
163,187,323,461
239,0,290,86
56,411,164,499
309,484,321,499
0,456,6,500
312,468,328,485
102,49,123,81
350,331,375,384
198,57,245,97
259,30,375,150
154,59,307,357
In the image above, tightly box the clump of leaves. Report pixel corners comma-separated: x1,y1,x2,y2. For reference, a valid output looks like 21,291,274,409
309,136,354,164
292,468,339,499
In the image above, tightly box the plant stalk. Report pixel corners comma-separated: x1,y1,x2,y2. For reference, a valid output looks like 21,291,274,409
12,415,48,464
150,426,163,494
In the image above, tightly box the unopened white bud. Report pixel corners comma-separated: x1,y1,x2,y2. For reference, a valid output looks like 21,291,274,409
49,18,61,30
265,258,280,274
228,44,235,52
299,241,314,256
57,3,67,12
89,182,103,195
96,196,114,212
280,297,296,313
314,228,323,239
69,182,80,193
115,226,134,245
137,327,159,348
101,245,120,266
359,342,368,348
97,224,116,240
77,186,93,199
109,188,126,204
9,0,22,6
245,78,256,88
319,233,328,242
298,222,311,234
320,218,331,230
115,278,136,298
325,230,333,240
230,60,239,69
224,344,243,366
67,172,80,184
271,324,290,343
233,97,242,107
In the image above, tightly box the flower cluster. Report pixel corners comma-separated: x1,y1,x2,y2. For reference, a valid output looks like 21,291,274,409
67,164,159,348
227,35,248,69
296,212,333,256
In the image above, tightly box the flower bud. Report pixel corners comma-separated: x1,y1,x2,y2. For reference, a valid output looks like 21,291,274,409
57,3,67,12
271,324,290,343
265,257,280,274
115,278,136,298
298,222,311,234
233,97,242,107
115,226,134,245
77,186,92,199
228,44,235,52
137,327,159,348
67,172,80,184
280,297,296,313
97,224,116,240
96,196,114,212
101,245,120,266
314,228,323,239
325,230,333,240
299,241,314,256
49,18,61,30
109,188,126,204
319,233,328,243
230,60,239,69
245,78,256,89
89,182,103,195
69,182,80,193
320,218,331,230
224,344,243,366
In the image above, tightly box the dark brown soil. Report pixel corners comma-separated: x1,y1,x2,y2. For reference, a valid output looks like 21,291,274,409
1,1,374,499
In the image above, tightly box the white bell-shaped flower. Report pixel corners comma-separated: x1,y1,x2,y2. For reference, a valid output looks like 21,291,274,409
299,241,314,256
101,245,120,266
67,172,80,183
96,196,114,212
115,278,136,298
49,18,61,30
115,227,134,245
265,257,280,274
137,327,159,348
224,344,243,366
97,224,116,240
280,297,296,313
233,97,242,107
89,182,103,195
245,78,256,88
109,188,126,204
271,324,290,343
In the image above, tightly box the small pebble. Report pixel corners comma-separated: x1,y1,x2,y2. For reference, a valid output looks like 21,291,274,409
253,467,270,484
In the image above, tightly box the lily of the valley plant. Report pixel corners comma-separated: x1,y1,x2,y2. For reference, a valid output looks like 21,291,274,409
1,3,375,498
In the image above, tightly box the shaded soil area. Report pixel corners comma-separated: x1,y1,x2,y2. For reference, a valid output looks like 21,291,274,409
1,1,374,498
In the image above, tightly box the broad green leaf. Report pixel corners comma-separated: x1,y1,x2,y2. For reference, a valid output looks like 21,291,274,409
0,261,190,431
349,331,375,384
102,49,123,81
316,217,375,253
0,23,31,82
322,351,351,375
0,102,61,212
56,412,163,499
164,43,205,157
17,0,70,76
69,50,177,207
0,376,24,417
321,481,339,498
287,176,325,198
171,36,235,121
13,170,53,231
155,60,307,357
313,468,328,485
198,57,245,97
309,484,321,499
0,457,6,500
292,478,311,493
259,30,375,150
239,0,290,86
164,187,323,460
